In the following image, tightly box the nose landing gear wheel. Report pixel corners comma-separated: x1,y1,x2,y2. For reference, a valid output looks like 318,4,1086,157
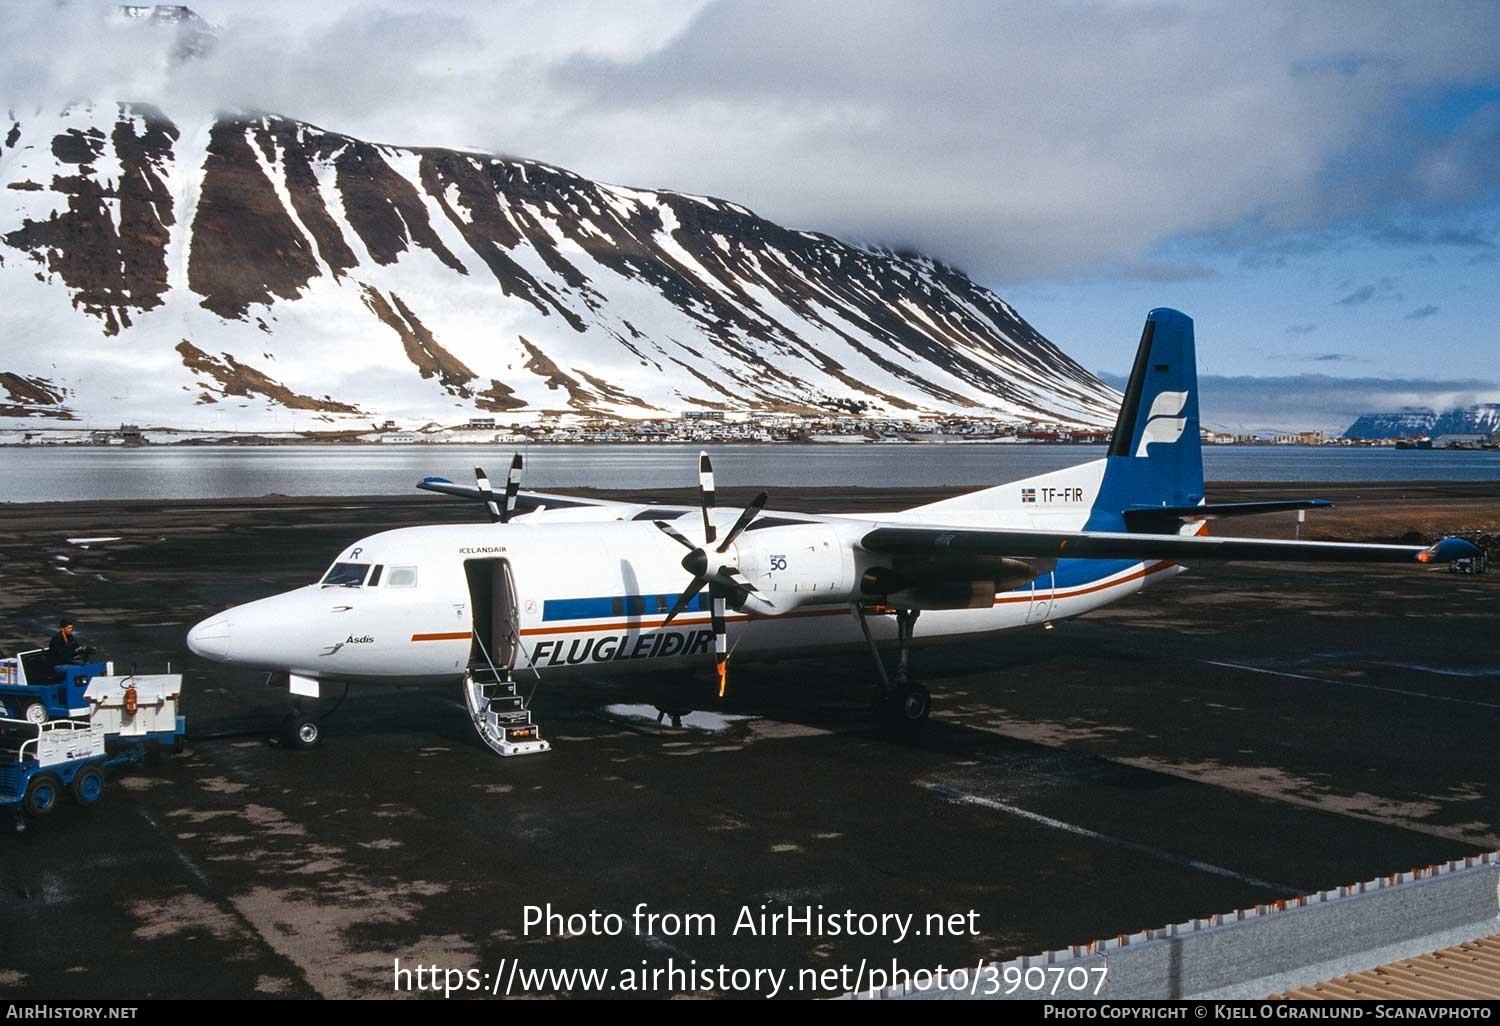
284,716,320,749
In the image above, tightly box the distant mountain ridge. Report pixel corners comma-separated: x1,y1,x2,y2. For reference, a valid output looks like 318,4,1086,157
0,100,1118,430
1343,404,1500,440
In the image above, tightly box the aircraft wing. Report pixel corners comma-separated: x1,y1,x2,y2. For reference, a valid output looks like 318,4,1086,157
417,477,645,514
859,524,1480,565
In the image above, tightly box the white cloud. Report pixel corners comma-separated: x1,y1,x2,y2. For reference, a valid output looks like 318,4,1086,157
4,0,1499,283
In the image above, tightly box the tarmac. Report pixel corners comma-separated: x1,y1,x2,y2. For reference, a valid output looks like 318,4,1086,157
0,483,1496,999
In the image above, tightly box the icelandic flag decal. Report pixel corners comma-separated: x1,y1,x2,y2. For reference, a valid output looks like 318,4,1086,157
1021,488,1036,503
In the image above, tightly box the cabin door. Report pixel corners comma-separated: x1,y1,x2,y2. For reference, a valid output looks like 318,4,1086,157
464,559,519,672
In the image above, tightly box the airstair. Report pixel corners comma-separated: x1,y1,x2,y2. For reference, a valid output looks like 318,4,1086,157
462,659,549,757
461,557,548,757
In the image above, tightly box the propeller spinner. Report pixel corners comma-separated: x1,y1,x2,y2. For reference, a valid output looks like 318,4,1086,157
654,452,769,697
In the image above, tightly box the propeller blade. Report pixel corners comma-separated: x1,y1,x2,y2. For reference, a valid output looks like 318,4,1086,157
474,467,502,523
721,566,759,593
717,491,767,553
710,585,729,697
661,577,708,629
698,451,716,546
501,453,523,523
654,520,698,551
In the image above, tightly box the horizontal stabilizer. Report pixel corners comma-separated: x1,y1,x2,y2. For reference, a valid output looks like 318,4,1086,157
1123,499,1333,530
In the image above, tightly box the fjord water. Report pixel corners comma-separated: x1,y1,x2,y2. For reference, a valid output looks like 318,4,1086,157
2,444,1498,503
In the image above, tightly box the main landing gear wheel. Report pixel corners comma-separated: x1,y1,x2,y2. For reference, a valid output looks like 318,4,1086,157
872,683,931,739
855,604,931,740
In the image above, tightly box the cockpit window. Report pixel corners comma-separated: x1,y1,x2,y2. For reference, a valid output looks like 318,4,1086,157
387,566,418,588
367,565,383,587
321,562,370,587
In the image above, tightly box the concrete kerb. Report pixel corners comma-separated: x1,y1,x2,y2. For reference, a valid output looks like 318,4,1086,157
843,851,1500,1000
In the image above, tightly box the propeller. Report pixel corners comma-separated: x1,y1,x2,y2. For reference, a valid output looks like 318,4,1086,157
474,454,524,524
654,452,769,697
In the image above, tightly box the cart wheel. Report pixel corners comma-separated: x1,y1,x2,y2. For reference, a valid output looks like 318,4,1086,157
285,717,320,750
23,773,62,818
70,765,105,807
23,702,48,724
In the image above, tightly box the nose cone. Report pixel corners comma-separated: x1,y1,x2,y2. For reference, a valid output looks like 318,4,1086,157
184,587,341,674
187,615,232,661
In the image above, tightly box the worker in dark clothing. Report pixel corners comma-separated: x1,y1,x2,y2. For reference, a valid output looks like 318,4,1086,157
46,618,94,671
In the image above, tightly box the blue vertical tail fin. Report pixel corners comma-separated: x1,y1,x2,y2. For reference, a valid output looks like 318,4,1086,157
1085,308,1204,531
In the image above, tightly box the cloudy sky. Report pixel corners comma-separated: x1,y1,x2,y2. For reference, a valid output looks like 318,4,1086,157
7,0,1499,430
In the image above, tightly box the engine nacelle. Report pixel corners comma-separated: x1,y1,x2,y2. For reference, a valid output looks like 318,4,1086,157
884,580,996,611
857,557,1049,610
733,524,858,615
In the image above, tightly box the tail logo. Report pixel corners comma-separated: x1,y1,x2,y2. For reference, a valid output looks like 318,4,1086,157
1134,390,1191,457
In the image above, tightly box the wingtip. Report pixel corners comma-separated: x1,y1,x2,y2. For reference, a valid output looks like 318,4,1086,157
1418,537,1481,564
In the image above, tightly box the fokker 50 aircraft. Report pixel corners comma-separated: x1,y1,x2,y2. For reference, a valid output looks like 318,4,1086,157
187,309,1478,756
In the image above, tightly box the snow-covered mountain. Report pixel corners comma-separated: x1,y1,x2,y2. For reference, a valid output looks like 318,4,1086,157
1343,404,1500,440
1431,405,1500,437
1,101,1118,430
1342,408,1440,440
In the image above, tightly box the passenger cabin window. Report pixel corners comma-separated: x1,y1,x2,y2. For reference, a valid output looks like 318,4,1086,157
387,566,419,588
321,562,369,588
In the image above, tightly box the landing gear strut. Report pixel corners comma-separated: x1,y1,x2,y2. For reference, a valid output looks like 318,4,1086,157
855,604,930,739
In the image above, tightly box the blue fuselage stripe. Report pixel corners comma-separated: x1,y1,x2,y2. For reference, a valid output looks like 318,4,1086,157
998,557,1143,595
545,559,1146,621
1049,558,1140,589
543,592,709,622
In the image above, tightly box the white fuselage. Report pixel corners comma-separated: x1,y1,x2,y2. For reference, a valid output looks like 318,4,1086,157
186,460,1184,684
